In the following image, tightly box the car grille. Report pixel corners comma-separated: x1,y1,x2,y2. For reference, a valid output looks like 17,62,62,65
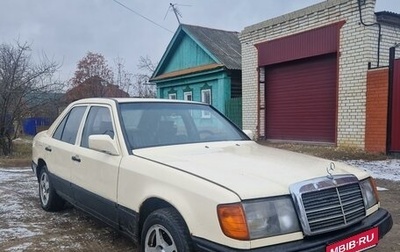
290,175,366,236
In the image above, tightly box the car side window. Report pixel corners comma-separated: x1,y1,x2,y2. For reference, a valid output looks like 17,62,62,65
53,115,67,141
53,106,87,144
81,106,114,148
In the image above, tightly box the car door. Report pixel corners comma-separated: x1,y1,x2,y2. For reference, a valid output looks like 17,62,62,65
71,105,122,226
44,105,88,201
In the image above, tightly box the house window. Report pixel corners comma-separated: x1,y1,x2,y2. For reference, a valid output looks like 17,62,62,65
167,88,177,100
201,89,212,118
201,89,211,104
184,91,192,101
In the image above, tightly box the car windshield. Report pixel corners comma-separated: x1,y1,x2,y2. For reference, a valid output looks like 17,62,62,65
119,102,248,149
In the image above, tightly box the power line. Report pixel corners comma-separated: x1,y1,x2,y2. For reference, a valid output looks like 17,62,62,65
111,0,174,33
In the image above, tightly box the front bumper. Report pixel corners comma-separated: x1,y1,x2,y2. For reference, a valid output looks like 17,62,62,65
194,208,393,252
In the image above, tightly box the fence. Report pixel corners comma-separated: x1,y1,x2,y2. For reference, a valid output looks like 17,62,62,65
225,97,242,129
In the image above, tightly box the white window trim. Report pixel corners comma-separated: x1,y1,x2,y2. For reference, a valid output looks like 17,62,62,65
201,89,211,104
201,89,211,118
168,93,177,100
184,91,192,101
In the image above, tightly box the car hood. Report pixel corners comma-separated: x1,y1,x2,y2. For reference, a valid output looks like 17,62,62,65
133,141,369,200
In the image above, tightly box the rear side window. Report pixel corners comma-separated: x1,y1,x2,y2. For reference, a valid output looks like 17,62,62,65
53,106,87,144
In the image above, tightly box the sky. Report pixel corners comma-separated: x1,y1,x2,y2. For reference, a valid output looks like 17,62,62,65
1,0,399,83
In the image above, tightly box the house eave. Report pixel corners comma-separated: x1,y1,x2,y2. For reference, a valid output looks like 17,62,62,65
150,63,224,82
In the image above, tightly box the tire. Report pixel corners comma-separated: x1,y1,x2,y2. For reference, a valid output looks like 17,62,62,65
39,167,65,212
141,208,194,252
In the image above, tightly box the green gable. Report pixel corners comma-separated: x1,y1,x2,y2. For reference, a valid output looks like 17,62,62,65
161,35,216,74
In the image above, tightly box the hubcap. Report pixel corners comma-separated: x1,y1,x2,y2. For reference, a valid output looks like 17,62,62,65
40,172,50,206
145,224,177,252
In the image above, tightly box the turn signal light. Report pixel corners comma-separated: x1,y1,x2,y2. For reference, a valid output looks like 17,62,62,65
217,203,249,240
370,178,380,203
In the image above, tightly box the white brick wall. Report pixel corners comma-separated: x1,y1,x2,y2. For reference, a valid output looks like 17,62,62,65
240,0,400,149
373,23,400,66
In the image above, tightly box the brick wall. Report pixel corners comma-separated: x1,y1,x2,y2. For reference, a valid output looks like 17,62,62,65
240,0,399,149
371,23,400,67
365,68,389,153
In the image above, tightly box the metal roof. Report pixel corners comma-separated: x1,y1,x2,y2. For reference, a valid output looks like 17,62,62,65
181,24,241,70
375,11,400,27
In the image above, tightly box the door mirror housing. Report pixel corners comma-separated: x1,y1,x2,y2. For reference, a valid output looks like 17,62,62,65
88,135,119,156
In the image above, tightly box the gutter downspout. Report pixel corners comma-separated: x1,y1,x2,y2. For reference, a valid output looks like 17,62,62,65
386,44,400,153
357,0,382,68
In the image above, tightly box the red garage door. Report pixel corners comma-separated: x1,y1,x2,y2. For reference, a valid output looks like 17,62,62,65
265,54,337,143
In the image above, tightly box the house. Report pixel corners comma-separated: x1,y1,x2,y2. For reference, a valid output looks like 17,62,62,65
240,0,400,153
65,75,129,103
151,24,242,127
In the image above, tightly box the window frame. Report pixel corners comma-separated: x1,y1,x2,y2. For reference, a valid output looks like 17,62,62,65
184,91,193,101
80,105,115,148
201,89,212,118
168,93,177,100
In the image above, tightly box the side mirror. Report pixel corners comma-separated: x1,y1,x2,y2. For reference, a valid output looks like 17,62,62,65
242,130,254,140
88,135,119,156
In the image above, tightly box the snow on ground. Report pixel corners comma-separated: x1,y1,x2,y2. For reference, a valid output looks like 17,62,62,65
0,168,132,251
0,167,42,244
344,159,400,182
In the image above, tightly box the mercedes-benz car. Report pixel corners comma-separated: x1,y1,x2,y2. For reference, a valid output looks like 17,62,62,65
32,98,392,251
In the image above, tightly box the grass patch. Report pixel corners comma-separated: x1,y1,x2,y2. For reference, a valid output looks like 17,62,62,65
0,136,33,167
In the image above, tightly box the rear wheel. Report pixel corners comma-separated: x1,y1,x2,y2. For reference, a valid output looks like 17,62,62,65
141,208,194,252
39,167,65,211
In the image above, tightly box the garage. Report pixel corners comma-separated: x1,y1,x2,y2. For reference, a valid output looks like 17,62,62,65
265,53,337,143
255,22,343,144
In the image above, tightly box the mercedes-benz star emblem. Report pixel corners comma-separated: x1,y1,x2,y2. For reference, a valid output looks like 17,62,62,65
326,162,335,179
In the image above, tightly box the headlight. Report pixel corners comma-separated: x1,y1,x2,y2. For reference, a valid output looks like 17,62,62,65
217,196,301,240
360,177,379,209
243,197,301,239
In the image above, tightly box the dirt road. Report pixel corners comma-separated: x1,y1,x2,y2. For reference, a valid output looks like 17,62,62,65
0,167,398,251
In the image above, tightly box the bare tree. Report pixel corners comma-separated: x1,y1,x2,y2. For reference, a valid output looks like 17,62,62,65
134,56,156,98
138,55,156,73
114,55,156,98
114,57,134,96
0,42,63,155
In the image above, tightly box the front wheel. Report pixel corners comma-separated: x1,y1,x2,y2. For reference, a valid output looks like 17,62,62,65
39,167,65,211
141,208,194,252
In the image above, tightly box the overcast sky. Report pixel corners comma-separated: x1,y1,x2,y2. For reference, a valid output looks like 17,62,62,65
1,0,399,83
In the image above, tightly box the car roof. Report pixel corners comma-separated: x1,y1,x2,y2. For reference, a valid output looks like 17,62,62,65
71,97,205,105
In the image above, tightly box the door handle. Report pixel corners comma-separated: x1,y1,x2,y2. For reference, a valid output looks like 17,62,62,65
45,146,52,152
71,155,81,162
